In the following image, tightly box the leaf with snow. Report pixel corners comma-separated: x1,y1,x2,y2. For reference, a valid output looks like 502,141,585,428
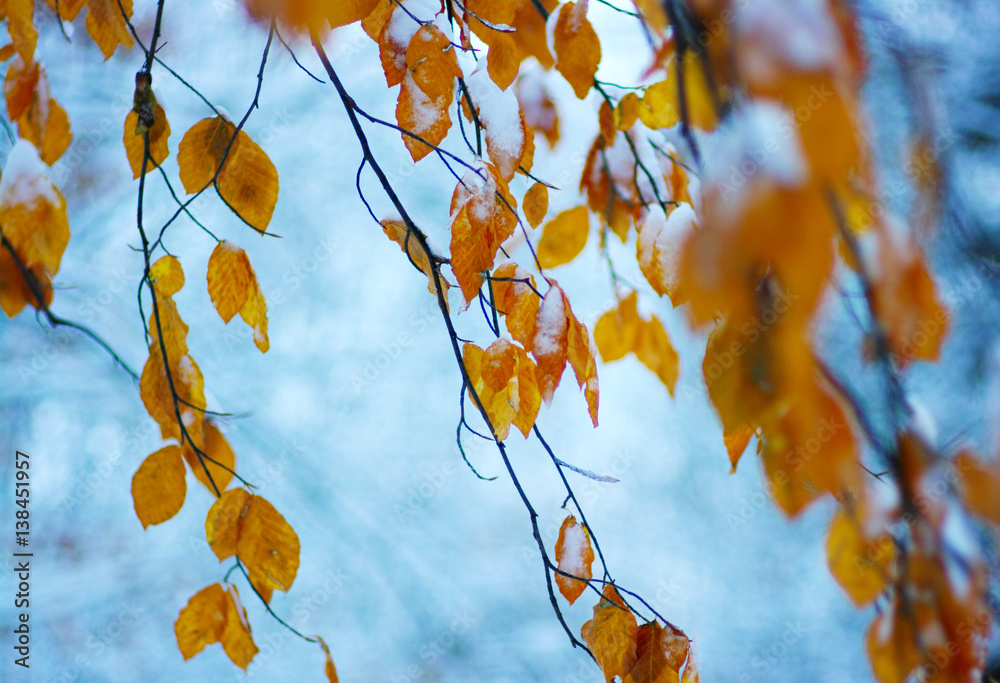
555,515,594,604
465,64,529,181
397,24,461,162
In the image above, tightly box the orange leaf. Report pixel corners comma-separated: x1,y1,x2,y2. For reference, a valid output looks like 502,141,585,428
45,0,86,20
555,515,593,605
616,92,640,130
3,54,38,120
381,218,450,305
537,205,589,268
83,0,134,59
465,65,529,182
0,247,52,317
581,584,639,682
463,339,521,440
722,424,753,474
397,24,461,162
124,102,170,179
532,283,570,404
184,420,236,493
205,488,252,561
598,100,615,145
551,0,601,99
131,445,187,529
449,162,517,307
511,0,558,68
177,116,279,232
139,347,206,446
15,68,72,166
0,139,70,279
623,622,682,683
523,181,549,228
317,636,340,682
328,0,380,28
492,261,539,352
567,301,599,426
175,583,259,671
955,450,1000,526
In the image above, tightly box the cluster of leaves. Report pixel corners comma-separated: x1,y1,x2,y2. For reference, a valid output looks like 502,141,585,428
3,0,999,681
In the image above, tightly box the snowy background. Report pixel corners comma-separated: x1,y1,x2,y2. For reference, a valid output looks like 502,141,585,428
2,0,1000,681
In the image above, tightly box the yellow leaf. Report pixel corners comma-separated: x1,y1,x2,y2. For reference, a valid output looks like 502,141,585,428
139,347,206,446
148,254,185,297
328,0,380,28
177,116,279,232
537,205,589,268
184,420,236,493
131,445,187,529
581,584,639,682
239,276,269,353
826,506,894,607
512,344,541,438
955,450,1000,526
722,424,753,474
463,339,521,440
124,102,171,179
207,241,255,323
555,515,594,605
634,316,679,395
623,622,683,683
523,181,549,228
4,0,37,64
83,0,134,60
238,496,301,593
174,583,259,671
552,0,601,100
594,291,640,363
511,0,558,68
616,92,640,130
638,80,678,130
205,488,252,562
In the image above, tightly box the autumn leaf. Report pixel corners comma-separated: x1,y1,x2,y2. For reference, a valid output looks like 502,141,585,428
465,65,530,182
523,181,549,228
206,240,270,351
317,636,340,682
449,162,517,307
14,65,72,166
634,317,679,395
616,92,640,130
722,424,754,474
954,450,1000,526
492,261,539,352
511,0,558,68
3,54,39,121
82,0,134,60
175,583,259,671
532,283,570,404
594,291,640,363
381,218,450,305
177,116,280,233
463,0,519,90
512,344,541,437
598,100,615,145
826,506,894,607
537,206,589,269
463,339,521,440
551,0,601,100
3,0,37,64
131,445,187,529
205,491,301,595
623,622,683,683
0,139,70,283
184,420,236,493
0,247,52,317
125,102,171,178
397,24,461,162
581,584,639,682
637,204,695,306
555,515,593,604
639,52,717,131
516,69,560,148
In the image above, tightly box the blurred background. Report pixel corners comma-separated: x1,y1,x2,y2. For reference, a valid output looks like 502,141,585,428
1,0,999,680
